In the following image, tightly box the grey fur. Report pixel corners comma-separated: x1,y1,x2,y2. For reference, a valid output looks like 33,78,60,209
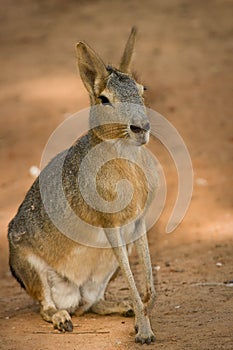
8,28,158,344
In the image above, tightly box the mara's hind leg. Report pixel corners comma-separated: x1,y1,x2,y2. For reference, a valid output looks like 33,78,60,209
9,247,73,332
77,260,134,317
91,299,134,317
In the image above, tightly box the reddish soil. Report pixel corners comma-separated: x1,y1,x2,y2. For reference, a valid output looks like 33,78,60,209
0,1,232,349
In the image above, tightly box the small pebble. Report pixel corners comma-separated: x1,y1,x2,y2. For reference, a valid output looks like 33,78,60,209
154,265,161,271
216,262,223,267
170,268,185,273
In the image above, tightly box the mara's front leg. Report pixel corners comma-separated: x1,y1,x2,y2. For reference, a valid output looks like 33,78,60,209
105,229,155,345
134,219,156,314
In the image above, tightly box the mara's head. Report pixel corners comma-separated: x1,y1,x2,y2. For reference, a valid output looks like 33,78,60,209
76,27,150,146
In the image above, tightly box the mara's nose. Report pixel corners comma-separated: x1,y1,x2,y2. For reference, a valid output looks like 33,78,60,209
130,122,150,134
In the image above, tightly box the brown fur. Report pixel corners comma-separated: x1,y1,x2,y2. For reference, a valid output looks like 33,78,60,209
8,28,158,344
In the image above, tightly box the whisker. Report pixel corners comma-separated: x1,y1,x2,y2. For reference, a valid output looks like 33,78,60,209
92,125,129,140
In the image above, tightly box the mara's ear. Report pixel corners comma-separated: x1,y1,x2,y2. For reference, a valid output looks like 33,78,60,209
76,42,108,96
119,27,137,73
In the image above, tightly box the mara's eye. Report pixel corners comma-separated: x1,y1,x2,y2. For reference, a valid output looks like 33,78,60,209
143,86,148,91
98,95,111,105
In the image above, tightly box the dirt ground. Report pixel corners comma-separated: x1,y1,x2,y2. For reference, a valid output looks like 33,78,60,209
0,0,233,349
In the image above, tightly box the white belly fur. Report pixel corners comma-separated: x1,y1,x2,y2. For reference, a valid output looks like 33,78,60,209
28,245,119,312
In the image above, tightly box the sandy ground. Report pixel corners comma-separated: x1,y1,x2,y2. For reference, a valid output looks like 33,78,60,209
0,0,233,349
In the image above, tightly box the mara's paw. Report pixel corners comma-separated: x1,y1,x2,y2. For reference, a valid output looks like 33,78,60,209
52,310,73,332
120,301,134,317
135,331,156,345
123,307,134,317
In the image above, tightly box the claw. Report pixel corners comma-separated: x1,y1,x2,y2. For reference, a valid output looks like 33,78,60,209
52,310,73,333
135,336,145,344
58,322,66,333
57,319,73,333
64,319,73,332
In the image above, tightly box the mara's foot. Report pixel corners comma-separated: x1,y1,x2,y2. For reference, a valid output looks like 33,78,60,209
52,310,73,332
135,331,156,345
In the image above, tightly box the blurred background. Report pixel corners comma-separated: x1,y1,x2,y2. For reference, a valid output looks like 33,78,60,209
0,1,232,349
